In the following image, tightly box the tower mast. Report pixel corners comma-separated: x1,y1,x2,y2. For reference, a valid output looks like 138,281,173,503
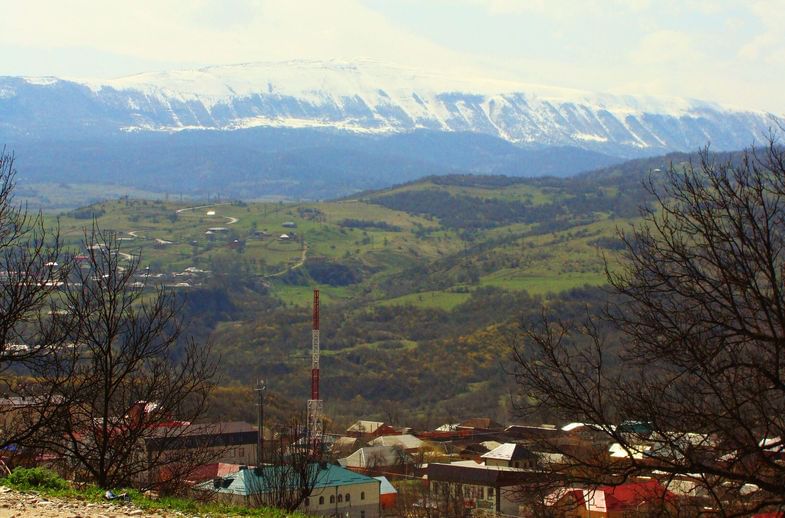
307,289,323,445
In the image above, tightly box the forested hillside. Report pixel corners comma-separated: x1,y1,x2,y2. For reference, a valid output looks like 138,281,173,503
44,154,682,428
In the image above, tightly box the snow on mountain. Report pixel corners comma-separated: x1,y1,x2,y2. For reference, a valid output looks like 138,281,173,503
1,60,780,156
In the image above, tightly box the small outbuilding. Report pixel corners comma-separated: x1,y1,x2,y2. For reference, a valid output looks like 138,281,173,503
373,476,397,510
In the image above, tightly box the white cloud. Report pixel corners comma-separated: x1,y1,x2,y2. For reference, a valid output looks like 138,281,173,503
0,0,782,112
738,0,785,65
629,30,700,66
0,0,471,75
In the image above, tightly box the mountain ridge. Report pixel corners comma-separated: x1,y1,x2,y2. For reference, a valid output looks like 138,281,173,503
1,60,780,157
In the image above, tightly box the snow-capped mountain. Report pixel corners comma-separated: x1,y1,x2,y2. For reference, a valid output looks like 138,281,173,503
0,60,779,156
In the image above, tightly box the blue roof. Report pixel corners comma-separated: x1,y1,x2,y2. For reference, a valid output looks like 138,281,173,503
195,463,379,496
373,476,397,495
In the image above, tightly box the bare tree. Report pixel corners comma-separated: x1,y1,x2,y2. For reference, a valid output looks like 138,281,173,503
249,416,324,512
393,479,431,518
430,479,466,518
512,136,785,515
0,149,74,453
31,225,216,489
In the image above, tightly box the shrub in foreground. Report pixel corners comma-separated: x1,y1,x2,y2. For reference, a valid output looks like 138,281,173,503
5,467,69,490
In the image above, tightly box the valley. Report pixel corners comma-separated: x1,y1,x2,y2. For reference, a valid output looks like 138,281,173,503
46,156,667,429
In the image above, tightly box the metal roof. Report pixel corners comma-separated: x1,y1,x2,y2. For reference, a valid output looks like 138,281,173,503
427,461,542,487
194,464,379,496
346,420,387,433
340,445,412,468
373,476,397,495
369,434,424,450
481,443,538,461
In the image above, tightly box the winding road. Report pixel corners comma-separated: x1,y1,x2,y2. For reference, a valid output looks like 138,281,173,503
175,202,231,214
265,243,309,278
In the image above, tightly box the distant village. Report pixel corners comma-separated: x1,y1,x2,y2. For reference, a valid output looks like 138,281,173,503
82,213,305,291
1,391,766,518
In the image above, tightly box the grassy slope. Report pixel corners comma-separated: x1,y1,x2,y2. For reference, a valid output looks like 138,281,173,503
50,178,633,309
43,172,647,426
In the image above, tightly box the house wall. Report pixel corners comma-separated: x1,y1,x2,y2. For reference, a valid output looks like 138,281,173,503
379,493,396,509
485,458,536,469
430,481,498,514
499,487,521,516
147,442,258,485
303,481,380,518
213,444,257,466
202,481,380,518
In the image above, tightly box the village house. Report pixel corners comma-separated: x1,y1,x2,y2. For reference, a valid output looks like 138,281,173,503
195,463,381,518
331,436,361,457
339,445,414,476
143,421,266,485
457,418,505,434
368,434,425,453
544,479,678,517
427,460,541,516
481,443,540,469
346,420,399,441
504,424,562,445
374,476,397,511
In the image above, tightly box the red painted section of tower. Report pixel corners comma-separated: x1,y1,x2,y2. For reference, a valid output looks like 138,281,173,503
311,369,320,400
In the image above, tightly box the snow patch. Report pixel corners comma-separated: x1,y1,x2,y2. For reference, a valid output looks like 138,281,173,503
572,132,608,143
22,76,59,86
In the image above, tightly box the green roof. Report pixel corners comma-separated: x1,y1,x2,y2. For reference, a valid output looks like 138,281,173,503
195,463,380,496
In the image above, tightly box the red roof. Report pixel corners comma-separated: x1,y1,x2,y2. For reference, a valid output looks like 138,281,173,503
186,462,244,483
564,480,675,512
599,480,674,511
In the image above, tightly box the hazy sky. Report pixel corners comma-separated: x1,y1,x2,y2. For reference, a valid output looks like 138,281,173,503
1,0,783,113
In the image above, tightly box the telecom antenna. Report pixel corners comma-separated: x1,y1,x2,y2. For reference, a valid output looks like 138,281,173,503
306,289,323,445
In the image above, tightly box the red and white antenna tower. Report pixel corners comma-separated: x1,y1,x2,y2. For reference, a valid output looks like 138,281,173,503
306,289,323,444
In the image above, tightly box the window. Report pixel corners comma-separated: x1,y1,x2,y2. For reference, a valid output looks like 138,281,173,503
338,494,343,503
345,494,351,502
239,447,245,457
360,491,365,500
330,495,335,504
319,496,324,505
488,487,495,499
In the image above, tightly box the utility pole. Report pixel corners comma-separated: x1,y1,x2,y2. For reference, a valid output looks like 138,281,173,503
255,379,266,466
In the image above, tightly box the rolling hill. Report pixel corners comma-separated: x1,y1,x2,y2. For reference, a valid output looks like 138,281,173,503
44,153,678,427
